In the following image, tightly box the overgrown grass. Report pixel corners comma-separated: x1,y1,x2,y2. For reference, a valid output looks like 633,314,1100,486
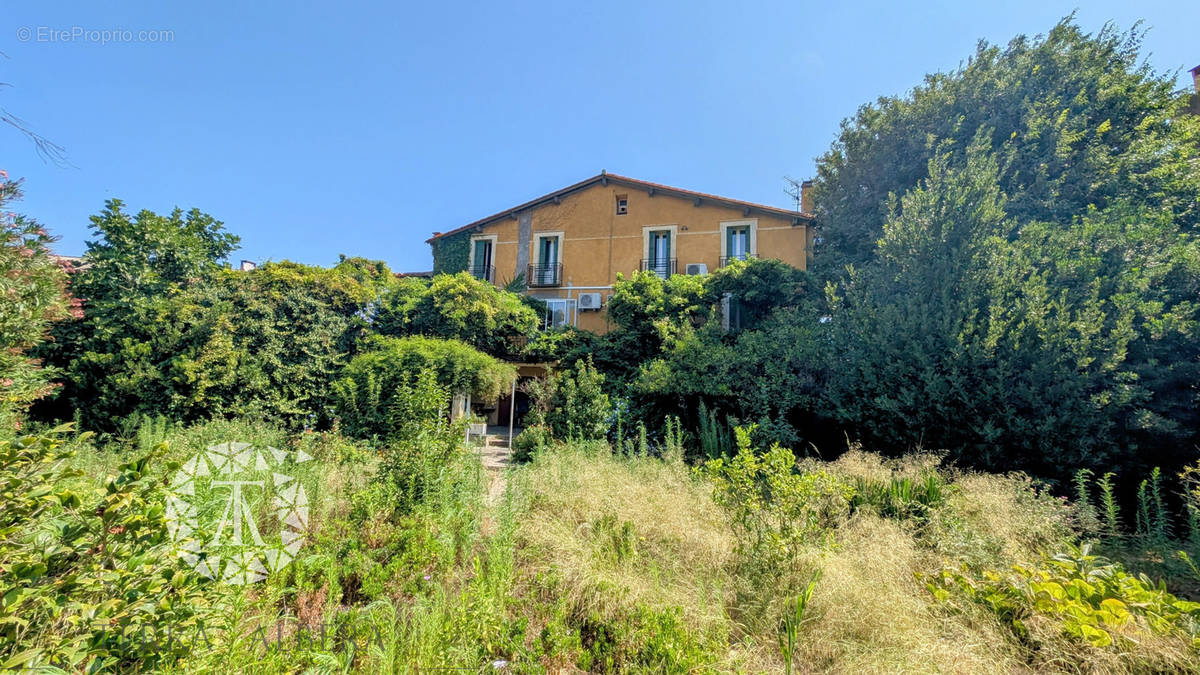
7,419,1200,673
509,442,736,671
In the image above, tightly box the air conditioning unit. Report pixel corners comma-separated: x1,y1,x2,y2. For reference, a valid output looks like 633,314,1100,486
578,292,603,310
685,263,708,276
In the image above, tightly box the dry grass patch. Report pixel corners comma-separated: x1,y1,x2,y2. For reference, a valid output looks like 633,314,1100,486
511,445,735,649
801,515,1021,674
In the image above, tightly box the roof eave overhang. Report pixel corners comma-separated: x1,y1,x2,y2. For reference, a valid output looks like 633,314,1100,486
426,173,814,244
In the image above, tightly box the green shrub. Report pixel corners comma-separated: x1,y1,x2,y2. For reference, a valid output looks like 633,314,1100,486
44,262,358,432
521,358,612,448
0,431,210,672
374,272,539,359
375,370,468,511
548,359,611,442
576,604,723,674
704,427,854,569
925,544,1200,659
511,424,552,463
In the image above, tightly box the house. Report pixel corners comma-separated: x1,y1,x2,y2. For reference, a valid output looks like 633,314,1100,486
1191,64,1200,116
426,171,815,333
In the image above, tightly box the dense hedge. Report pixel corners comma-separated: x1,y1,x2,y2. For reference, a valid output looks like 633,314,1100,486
332,335,515,438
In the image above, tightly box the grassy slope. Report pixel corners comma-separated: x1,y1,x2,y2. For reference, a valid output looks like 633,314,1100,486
503,446,1200,673
38,424,1200,673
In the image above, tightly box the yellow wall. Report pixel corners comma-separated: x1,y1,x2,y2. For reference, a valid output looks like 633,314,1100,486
463,181,809,333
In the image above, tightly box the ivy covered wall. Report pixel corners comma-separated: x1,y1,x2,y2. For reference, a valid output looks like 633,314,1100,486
430,231,471,274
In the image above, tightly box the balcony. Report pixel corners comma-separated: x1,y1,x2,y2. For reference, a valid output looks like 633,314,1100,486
720,253,759,267
527,262,563,287
469,264,495,283
640,258,677,278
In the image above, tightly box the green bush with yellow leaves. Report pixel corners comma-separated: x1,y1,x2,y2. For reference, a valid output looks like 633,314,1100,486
925,544,1200,655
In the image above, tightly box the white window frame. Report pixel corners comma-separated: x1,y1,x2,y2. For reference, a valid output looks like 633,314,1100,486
543,298,577,328
720,219,758,261
641,224,677,277
531,232,564,264
531,231,564,285
467,234,498,280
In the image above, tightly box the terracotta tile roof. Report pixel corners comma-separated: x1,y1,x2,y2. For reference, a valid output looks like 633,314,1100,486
426,171,813,243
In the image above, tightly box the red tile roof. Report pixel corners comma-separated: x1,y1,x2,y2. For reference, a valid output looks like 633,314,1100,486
426,171,813,243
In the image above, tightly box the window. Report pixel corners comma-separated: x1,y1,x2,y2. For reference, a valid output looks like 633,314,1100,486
728,226,748,258
720,219,758,266
543,298,576,328
529,232,563,287
615,194,628,215
641,226,677,277
468,235,496,282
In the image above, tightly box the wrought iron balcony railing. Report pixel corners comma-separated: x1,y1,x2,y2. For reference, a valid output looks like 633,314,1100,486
640,258,677,278
527,263,563,287
469,264,495,283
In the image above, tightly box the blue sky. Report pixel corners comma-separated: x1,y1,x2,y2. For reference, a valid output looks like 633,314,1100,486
3,1,1197,272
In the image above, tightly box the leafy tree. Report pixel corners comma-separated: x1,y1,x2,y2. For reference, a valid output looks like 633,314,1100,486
824,145,1200,479
704,258,815,333
39,205,372,431
812,17,1200,277
0,173,71,431
46,267,355,430
582,260,823,444
582,271,708,386
636,306,827,448
514,358,611,461
373,272,539,359
70,199,239,306
40,200,241,427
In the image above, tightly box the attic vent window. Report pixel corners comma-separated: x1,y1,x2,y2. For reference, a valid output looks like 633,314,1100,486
616,195,629,215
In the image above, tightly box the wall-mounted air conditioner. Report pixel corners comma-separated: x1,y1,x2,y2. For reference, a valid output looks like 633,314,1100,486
685,263,708,276
578,292,603,310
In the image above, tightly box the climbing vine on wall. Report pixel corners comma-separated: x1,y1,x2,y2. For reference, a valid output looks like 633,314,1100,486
430,231,470,274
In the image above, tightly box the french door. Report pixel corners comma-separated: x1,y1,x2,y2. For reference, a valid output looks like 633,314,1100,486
648,230,672,278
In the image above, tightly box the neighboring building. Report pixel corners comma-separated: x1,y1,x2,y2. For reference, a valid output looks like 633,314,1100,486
426,171,815,333
50,254,89,272
1191,65,1200,116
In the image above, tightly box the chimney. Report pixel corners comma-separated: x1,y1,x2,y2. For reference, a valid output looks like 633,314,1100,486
1193,64,1200,93
800,180,814,214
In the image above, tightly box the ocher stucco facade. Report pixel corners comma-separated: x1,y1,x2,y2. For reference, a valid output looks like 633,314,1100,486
427,172,814,333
